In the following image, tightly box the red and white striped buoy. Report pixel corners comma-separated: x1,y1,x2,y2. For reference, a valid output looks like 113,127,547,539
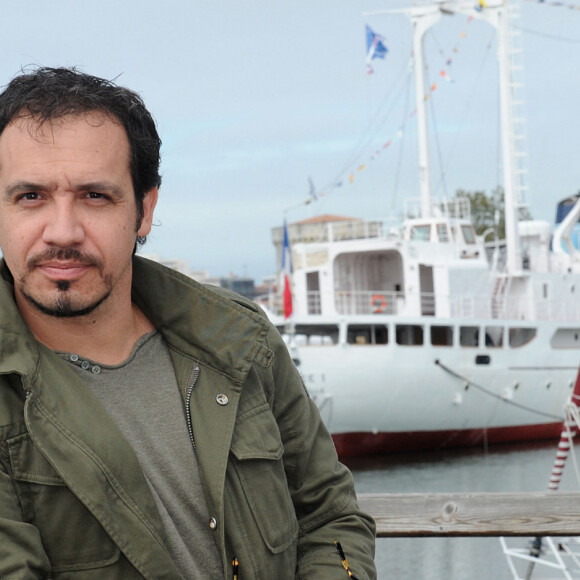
547,372,580,491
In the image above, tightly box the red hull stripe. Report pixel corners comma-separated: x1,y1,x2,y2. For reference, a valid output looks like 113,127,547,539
332,422,563,457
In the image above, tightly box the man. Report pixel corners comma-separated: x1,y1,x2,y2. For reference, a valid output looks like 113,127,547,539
0,67,376,579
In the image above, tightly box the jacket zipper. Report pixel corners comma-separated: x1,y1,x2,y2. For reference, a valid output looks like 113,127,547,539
185,365,200,451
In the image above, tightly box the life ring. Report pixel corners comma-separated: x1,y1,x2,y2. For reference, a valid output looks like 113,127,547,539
371,294,387,313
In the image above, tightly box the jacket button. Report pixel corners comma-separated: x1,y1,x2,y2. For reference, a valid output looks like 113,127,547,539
216,394,229,406
209,517,217,530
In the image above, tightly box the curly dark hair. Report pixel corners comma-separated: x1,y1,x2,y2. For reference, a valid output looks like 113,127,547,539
0,67,162,245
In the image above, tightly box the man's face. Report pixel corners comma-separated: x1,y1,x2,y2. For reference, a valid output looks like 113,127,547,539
0,113,157,318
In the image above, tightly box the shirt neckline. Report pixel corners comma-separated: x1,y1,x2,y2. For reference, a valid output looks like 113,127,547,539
54,329,159,372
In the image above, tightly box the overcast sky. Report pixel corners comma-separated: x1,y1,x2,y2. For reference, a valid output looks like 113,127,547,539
1,0,578,281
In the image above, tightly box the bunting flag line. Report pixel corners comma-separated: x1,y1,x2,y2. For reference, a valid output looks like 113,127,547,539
365,25,388,74
281,220,293,319
440,69,454,83
294,13,481,208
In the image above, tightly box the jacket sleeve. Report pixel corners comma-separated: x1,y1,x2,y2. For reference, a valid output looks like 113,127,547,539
265,326,377,580
0,447,52,579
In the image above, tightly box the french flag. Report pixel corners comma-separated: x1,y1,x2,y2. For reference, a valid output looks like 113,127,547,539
281,220,293,318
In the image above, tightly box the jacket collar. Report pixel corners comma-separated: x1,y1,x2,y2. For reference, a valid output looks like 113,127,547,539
131,256,270,386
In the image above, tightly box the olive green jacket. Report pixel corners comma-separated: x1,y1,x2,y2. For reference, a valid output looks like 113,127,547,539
0,257,376,579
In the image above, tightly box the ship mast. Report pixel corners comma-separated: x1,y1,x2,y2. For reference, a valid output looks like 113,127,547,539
410,4,441,219
365,0,523,273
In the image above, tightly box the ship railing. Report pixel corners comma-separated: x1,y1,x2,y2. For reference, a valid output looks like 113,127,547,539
449,296,493,319
448,296,580,322
307,291,322,315
404,196,472,221
258,290,580,322
273,219,386,245
334,290,401,315
420,292,435,316
500,298,580,323
327,220,384,242
332,291,493,318
535,300,580,322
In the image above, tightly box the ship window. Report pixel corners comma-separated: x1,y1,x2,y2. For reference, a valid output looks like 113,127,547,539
461,225,476,244
437,224,449,242
485,326,504,348
509,327,537,348
460,326,479,347
431,325,453,346
396,325,423,346
550,328,580,349
347,324,388,345
279,324,339,345
410,225,431,241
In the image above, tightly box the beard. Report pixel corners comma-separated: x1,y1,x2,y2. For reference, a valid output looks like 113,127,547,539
19,248,113,318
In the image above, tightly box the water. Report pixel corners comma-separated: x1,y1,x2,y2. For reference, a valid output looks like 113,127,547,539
346,441,580,580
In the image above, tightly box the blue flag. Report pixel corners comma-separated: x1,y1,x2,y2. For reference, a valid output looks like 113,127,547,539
365,25,388,73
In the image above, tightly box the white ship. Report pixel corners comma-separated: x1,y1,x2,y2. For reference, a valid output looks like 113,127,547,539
261,0,580,457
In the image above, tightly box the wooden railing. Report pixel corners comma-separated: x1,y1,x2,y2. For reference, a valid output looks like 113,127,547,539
358,492,580,537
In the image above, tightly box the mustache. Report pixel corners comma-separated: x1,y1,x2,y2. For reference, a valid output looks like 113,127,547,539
27,248,103,271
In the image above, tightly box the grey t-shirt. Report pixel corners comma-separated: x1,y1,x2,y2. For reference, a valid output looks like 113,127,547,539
56,330,222,579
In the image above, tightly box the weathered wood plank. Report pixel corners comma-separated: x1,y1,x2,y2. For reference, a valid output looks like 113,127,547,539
357,492,580,537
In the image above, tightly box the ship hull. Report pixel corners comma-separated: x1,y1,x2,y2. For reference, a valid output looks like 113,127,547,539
331,422,562,457
286,315,577,457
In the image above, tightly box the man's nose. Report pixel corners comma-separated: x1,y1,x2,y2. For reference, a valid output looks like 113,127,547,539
41,201,86,247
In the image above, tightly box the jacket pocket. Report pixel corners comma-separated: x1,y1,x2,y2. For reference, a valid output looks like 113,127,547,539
229,402,299,554
8,433,121,573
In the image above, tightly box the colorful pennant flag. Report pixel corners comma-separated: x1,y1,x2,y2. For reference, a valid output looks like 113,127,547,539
440,69,453,82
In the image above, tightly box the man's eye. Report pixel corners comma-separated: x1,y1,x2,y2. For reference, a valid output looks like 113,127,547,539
17,192,40,202
87,192,109,200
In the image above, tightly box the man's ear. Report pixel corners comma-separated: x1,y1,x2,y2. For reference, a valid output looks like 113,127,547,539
137,188,159,237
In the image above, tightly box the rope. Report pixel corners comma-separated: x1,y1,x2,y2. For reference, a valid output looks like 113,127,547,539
425,47,450,201
435,359,564,421
432,29,496,198
318,58,412,198
517,24,580,44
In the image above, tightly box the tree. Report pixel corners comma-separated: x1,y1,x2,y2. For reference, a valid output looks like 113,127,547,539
452,186,532,240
